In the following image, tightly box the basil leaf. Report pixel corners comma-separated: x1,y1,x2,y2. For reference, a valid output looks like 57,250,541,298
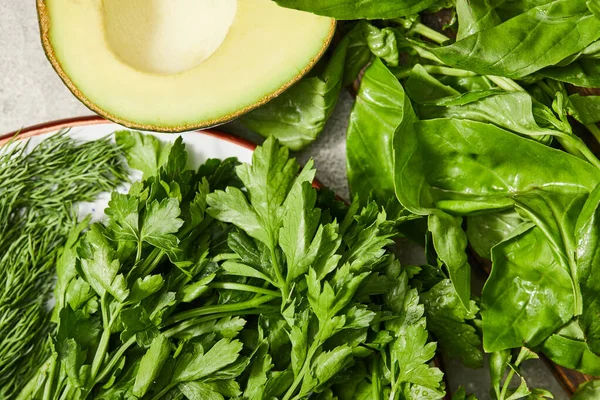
541,59,600,88
569,94,600,124
466,211,527,259
482,226,574,352
542,321,600,376
431,1,600,78
272,0,440,20
347,58,410,204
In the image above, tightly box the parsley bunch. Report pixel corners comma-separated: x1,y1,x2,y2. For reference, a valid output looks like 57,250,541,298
18,132,445,400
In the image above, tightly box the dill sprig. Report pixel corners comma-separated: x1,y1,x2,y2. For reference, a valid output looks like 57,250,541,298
0,132,127,397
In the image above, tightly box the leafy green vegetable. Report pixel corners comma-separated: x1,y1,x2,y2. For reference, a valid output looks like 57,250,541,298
272,0,440,20
17,133,257,399
428,212,471,309
455,0,502,40
395,118,600,315
343,21,373,86
404,64,460,103
569,94,600,124
573,182,600,356
347,58,409,204
466,211,528,259
430,1,600,78
254,0,600,393
133,334,171,397
541,59,600,88
381,262,445,400
417,91,564,145
115,130,171,178
482,226,574,352
542,321,600,376
208,137,432,400
362,24,401,67
394,118,600,215
16,132,445,400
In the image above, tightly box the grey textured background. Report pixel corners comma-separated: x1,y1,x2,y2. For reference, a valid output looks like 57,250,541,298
0,1,568,398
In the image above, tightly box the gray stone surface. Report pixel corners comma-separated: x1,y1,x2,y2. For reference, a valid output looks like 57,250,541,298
0,2,569,399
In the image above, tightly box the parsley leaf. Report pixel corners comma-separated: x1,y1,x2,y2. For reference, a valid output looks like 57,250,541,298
115,130,171,178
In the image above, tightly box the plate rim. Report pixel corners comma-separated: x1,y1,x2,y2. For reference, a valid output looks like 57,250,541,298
0,115,256,151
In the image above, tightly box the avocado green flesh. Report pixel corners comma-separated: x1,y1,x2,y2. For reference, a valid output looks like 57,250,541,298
41,0,335,130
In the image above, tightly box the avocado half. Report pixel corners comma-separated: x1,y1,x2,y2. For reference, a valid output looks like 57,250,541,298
37,0,335,132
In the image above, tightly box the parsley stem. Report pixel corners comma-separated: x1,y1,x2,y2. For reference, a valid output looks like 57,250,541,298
136,247,164,278
93,335,136,387
208,282,281,297
166,295,278,325
389,378,403,400
135,240,143,264
372,357,382,400
163,307,277,338
88,301,123,391
41,356,57,400
270,246,289,303
283,338,322,400
150,382,178,400
100,294,109,330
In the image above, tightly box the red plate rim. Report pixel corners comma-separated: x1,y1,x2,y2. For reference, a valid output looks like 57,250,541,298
0,115,256,151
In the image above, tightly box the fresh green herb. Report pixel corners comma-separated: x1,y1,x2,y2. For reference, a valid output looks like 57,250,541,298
347,58,410,205
18,133,443,399
429,1,600,78
0,132,126,398
569,94,600,125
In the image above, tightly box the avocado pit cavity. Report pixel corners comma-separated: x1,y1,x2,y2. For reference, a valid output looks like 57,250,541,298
103,0,237,74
